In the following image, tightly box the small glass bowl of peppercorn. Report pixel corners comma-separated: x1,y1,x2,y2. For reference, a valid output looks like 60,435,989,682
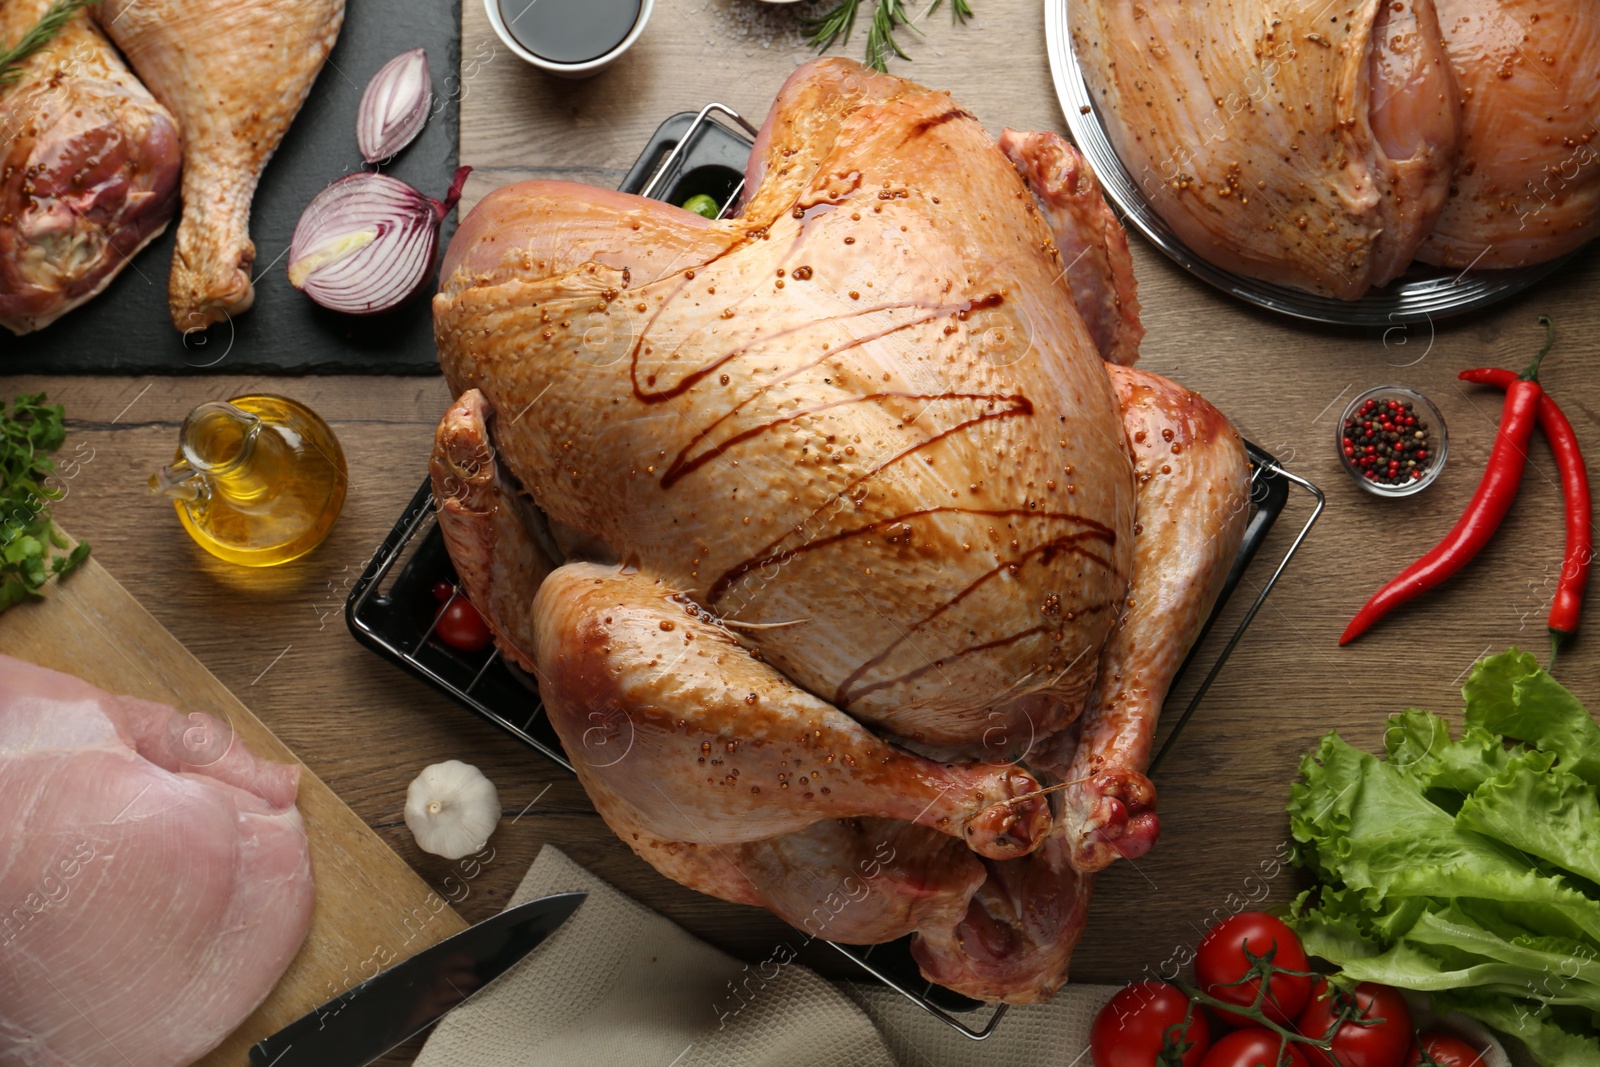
1337,386,1448,497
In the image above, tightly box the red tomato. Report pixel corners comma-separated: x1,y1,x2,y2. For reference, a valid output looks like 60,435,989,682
1091,982,1211,1067
434,595,493,651
1403,1033,1488,1067
1296,980,1413,1067
1199,1029,1309,1067
1195,913,1314,1026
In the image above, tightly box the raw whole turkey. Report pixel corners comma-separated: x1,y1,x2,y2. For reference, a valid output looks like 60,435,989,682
429,58,1250,1002
0,654,314,1065
1072,0,1600,298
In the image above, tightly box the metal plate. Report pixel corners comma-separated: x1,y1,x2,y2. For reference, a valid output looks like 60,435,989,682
1043,0,1571,326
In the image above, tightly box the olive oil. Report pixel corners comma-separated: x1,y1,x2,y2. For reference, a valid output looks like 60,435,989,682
150,396,347,567
498,0,640,63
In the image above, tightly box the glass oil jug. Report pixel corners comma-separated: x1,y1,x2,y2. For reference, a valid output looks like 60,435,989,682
150,395,347,567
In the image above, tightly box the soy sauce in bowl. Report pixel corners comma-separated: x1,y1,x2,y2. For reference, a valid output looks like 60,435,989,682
497,0,642,64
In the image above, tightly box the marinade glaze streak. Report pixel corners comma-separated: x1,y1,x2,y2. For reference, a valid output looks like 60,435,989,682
615,259,1119,708
545,106,1128,712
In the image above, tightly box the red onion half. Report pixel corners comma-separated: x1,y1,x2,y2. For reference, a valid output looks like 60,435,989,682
287,166,470,315
358,48,432,163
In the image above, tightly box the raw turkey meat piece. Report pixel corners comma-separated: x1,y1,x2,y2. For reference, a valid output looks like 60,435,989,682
96,0,345,329
1419,0,1600,269
1072,0,1600,297
0,0,180,335
0,654,314,1067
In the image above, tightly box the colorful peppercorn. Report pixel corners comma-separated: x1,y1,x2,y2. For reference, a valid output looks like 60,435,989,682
1341,397,1433,487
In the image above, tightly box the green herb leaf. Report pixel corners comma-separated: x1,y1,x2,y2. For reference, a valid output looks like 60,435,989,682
806,0,975,73
928,0,973,21
53,539,90,576
0,393,90,611
0,0,97,89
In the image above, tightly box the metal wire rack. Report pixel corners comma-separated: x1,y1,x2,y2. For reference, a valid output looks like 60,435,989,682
345,103,1327,1041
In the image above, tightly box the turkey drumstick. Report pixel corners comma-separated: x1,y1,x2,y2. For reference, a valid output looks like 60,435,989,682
98,0,345,330
533,560,1054,861
0,0,180,334
1000,133,1254,871
1057,365,1251,872
909,366,1248,999
431,391,1053,862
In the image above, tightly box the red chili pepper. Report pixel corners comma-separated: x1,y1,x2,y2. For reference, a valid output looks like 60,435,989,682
1341,320,1557,646
1458,361,1591,665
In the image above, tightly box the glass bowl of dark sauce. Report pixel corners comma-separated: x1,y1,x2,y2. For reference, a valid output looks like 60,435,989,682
486,0,652,78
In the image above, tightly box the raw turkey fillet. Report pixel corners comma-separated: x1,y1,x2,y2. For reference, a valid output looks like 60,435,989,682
1072,0,1461,299
0,0,180,335
1419,0,1600,269
429,58,1250,1002
1072,0,1600,298
0,654,314,1067
96,0,345,330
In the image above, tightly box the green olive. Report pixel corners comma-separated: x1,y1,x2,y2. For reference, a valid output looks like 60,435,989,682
681,194,720,219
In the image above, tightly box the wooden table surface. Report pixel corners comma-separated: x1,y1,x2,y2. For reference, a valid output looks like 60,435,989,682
6,0,1600,1045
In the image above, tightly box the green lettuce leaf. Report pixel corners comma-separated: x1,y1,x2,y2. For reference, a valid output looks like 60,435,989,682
1464,651,1600,785
1384,707,1521,805
1297,900,1600,1008
1430,990,1600,1067
1455,897,1600,950
1459,753,1600,888
1292,883,1430,951
1289,653,1600,1066
1403,908,1600,1008
1289,733,1600,942
1333,939,1536,1001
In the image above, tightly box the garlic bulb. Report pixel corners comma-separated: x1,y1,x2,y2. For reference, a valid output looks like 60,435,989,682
405,760,500,859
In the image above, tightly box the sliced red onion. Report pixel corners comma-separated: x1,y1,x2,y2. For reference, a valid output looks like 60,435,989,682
288,166,470,315
357,48,432,164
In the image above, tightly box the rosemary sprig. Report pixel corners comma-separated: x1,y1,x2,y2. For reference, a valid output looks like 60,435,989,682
0,0,96,89
867,0,914,69
807,0,976,73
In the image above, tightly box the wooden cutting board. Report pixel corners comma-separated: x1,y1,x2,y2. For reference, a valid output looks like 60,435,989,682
0,548,468,1064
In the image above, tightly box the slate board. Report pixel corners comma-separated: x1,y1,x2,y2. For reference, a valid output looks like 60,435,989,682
5,0,460,375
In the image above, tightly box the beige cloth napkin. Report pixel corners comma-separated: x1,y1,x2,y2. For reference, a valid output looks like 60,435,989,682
418,847,1524,1067
416,845,1119,1067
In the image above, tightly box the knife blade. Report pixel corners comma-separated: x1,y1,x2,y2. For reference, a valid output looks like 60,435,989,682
249,890,586,1067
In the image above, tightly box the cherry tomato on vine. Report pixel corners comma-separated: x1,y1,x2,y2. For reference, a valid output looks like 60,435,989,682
431,582,493,651
1403,1033,1488,1067
1195,913,1314,1027
1198,1029,1309,1067
1090,981,1212,1067
1295,980,1413,1067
